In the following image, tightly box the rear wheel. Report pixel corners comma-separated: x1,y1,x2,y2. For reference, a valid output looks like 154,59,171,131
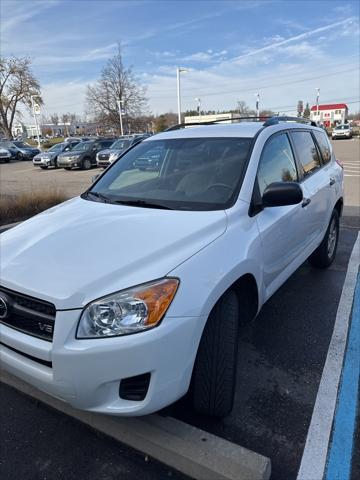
64,167,72,171
309,209,339,268
191,290,239,417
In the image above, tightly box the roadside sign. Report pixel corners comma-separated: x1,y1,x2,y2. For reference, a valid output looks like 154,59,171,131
34,103,41,115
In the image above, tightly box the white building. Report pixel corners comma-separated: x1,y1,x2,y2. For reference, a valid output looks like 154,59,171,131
184,113,237,125
310,103,348,128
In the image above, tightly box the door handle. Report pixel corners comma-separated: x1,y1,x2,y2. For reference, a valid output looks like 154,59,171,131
330,177,336,186
302,198,311,208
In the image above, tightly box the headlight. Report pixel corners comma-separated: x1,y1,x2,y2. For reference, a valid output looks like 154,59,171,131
109,152,118,161
77,278,179,338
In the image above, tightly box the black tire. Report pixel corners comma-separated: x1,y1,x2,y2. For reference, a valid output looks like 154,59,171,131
82,157,92,170
309,209,339,268
54,159,58,169
64,167,72,171
40,166,48,170
192,290,239,417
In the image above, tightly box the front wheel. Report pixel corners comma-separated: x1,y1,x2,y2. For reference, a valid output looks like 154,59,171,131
309,209,339,268
191,290,239,417
82,158,92,170
64,167,72,171
40,166,48,170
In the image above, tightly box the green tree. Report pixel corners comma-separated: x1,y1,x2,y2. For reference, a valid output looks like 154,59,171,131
303,102,311,118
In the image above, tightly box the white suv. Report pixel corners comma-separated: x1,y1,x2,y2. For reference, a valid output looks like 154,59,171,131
0,117,344,417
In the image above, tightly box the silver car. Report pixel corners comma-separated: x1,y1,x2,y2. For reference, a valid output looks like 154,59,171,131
33,141,79,169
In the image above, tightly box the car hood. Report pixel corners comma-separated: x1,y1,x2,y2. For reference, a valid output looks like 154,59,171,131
58,151,82,157
98,148,123,156
37,152,56,158
0,197,227,309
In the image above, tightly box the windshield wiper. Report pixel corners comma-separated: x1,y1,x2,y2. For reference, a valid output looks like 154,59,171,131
113,199,174,210
85,191,110,203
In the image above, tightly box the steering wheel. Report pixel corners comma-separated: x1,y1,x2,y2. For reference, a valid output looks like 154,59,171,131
205,183,233,195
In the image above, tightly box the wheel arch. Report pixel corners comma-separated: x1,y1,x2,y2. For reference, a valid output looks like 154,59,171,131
334,197,343,217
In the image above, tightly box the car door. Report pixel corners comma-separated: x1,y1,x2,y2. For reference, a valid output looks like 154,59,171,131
253,132,311,298
289,130,331,249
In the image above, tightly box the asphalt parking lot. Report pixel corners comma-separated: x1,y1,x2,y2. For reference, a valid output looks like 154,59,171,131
0,137,359,480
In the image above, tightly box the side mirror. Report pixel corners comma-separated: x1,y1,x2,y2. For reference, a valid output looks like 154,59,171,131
262,182,303,208
92,174,100,183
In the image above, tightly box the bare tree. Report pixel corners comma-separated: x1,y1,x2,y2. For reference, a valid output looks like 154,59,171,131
86,45,147,134
0,56,42,139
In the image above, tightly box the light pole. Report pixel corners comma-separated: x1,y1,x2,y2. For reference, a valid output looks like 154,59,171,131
177,67,188,124
31,95,41,148
195,97,201,120
255,93,260,117
316,87,320,121
117,99,124,136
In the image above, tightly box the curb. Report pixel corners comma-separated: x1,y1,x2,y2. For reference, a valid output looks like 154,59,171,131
0,371,271,480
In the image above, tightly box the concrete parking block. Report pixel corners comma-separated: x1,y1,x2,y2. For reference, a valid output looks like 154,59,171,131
0,371,271,480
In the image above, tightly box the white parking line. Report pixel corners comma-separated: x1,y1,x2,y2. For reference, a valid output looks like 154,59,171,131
297,232,360,480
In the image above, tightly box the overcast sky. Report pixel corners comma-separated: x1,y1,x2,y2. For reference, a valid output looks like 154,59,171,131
1,0,359,120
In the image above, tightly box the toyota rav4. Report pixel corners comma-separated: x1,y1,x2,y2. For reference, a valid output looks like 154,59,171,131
0,117,344,417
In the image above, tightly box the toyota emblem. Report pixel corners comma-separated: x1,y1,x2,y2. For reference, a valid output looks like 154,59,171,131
0,296,8,319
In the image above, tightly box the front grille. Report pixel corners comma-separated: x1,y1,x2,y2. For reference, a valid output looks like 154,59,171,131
0,287,56,341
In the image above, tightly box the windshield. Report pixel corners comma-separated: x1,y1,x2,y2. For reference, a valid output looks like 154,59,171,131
72,141,93,151
48,143,65,152
110,139,131,150
335,125,349,130
13,141,31,148
0,141,15,148
87,137,253,211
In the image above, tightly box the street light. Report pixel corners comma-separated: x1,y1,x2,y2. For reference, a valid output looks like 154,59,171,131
176,67,188,124
255,93,260,117
117,99,124,136
316,87,320,118
31,95,41,148
195,97,201,119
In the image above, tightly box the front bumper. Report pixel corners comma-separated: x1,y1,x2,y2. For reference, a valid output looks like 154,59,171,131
0,310,203,416
97,159,110,167
58,157,80,167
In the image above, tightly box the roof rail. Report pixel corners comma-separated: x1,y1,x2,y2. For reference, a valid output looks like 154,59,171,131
263,116,317,127
165,116,270,132
165,115,317,132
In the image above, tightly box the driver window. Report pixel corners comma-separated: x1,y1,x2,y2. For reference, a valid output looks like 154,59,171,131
257,133,298,196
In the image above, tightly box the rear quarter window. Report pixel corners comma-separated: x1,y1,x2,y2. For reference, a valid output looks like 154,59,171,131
291,131,321,177
313,131,331,165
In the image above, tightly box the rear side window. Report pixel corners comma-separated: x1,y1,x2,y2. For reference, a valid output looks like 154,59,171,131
313,131,331,164
291,131,321,177
257,133,298,196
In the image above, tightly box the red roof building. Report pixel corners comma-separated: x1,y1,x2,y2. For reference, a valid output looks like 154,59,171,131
310,103,348,127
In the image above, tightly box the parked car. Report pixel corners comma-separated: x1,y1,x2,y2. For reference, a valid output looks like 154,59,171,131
0,141,23,160
64,136,94,143
57,139,114,170
332,124,353,139
33,141,79,169
96,135,149,168
133,145,164,170
0,140,40,160
0,147,11,163
0,118,343,417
